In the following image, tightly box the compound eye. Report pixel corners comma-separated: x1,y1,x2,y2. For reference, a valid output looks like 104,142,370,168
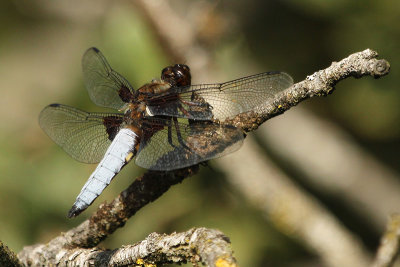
161,66,174,80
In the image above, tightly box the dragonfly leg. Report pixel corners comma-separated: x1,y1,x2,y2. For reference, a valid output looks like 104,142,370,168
166,119,176,148
173,117,191,151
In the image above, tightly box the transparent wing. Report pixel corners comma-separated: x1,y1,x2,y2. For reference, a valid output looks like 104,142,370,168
135,117,244,170
146,71,293,121
82,47,135,110
39,104,124,163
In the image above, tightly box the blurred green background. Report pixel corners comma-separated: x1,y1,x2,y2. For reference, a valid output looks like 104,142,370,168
0,0,399,266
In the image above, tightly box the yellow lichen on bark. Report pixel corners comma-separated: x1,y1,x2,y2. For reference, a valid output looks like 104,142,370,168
215,256,238,267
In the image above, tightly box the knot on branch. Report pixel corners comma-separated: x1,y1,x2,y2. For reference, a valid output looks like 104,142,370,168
371,59,390,78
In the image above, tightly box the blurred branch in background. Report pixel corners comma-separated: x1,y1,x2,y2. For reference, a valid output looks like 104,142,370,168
217,137,371,267
131,0,220,81
18,228,236,266
259,107,400,230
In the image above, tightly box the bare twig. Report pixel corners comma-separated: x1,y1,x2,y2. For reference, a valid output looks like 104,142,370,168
372,214,400,267
18,227,236,266
49,167,198,250
224,49,389,132
0,241,23,267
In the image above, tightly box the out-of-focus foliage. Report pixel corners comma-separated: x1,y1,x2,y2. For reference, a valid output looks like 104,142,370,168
0,0,398,266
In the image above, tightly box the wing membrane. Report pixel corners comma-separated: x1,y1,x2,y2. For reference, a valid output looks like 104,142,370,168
135,117,244,170
146,71,293,121
39,104,124,163
82,47,134,110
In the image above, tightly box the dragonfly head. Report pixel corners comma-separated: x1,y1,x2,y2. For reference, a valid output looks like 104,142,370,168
161,64,191,88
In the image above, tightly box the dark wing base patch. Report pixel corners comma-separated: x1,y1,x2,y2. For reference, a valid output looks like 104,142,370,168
39,104,124,164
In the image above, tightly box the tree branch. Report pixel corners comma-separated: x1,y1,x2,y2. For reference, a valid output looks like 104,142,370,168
372,214,400,267
18,227,236,266
226,49,390,132
39,166,198,251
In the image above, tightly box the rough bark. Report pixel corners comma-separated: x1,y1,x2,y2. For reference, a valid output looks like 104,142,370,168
18,228,236,267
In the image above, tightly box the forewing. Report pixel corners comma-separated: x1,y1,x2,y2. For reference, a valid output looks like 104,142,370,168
146,71,293,121
82,47,134,110
135,117,244,170
39,104,124,163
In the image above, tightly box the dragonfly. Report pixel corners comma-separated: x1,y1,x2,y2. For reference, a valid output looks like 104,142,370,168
39,47,293,217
